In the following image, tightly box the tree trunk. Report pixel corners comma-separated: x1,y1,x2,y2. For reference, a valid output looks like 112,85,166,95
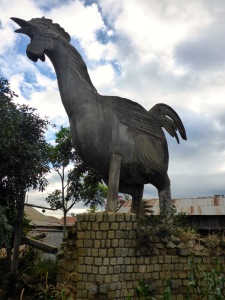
63,210,67,238
21,236,58,254
11,191,26,281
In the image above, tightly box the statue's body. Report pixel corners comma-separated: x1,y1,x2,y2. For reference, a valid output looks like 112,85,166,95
12,17,187,216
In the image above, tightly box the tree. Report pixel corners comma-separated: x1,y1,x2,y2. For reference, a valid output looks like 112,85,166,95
46,126,80,237
46,126,107,237
0,78,51,283
67,162,107,207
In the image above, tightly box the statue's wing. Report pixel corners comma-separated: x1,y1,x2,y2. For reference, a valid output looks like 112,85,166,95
113,97,165,140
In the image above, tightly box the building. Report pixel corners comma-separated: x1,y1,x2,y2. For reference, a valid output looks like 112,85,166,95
118,195,225,233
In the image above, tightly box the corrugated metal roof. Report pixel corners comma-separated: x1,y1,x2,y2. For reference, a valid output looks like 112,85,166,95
24,206,61,227
118,196,225,215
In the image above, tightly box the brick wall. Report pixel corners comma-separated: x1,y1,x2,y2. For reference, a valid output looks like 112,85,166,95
57,212,225,300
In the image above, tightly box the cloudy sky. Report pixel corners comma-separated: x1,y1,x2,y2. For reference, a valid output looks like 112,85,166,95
1,0,225,216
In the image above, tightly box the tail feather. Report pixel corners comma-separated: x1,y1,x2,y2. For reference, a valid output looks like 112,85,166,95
149,103,187,144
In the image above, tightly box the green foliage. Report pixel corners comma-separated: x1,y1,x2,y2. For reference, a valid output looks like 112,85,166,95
67,161,107,207
137,207,191,250
15,252,58,299
46,126,107,237
136,280,151,300
0,206,14,248
0,78,50,196
48,126,79,170
0,77,52,281
186,256,225,299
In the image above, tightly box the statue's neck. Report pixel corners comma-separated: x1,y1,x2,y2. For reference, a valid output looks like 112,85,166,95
47,39,97,114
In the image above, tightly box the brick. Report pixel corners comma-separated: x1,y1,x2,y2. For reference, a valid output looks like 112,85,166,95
85,231,91,239
114,265,121,273
155,279,163,287
92,222,99,231
165,256,172,263
99,249,107,257
103,213,109,222
168,264,175,270
86,248,92,256
110,257,117,265
116,214,124,221
92,248,98,256
124,273,131,280
100,222,109,230
108,213,116,222
85,257,94,264
112,239,119,247
79,248,86,256
101,240,106,248
131,257,136,264
179,271,187,279
89,213,96,221
99,266,107,274
171,271,178,279
86,265,92,273
115,230,122,239
77,232,85,239
154,264,161,271
126,222,133,230
110,222,119,230
94,240,100,248
92,266,98,274
102,231,107,239
151,272,159,279
112,274,119,282
65,261,74,272
96,231,102,239
108,249,114,257
77,240,83,247
84,239,93,247
95,257,102,265
175,264,183,271
115,248,122,256
130,214,136,221
117,257,123,264
81,222,89,230
77,265,86,273
125,239,132,247
124,257,131,264
103,257,109,265
126,265,133,273
150,257,158,263
125,214,131,221
106,240,111,248
108,231,115,239
76,214,85,222
119,222,126,230
139,265,146,273
105,275,112,283
96,213,104,221
78,257,84,264
172,256,180,263
121,231,129,238
129,231,136,238
121,248,128,257
119,239,125,247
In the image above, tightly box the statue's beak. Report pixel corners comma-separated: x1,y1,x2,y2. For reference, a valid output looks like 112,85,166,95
11,17,31,34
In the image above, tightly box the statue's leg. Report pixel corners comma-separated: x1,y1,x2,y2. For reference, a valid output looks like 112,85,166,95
106,153,121,212
131,184,144,218
158,173,173,217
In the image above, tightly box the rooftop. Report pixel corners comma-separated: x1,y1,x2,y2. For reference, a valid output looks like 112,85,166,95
118,196,225,215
